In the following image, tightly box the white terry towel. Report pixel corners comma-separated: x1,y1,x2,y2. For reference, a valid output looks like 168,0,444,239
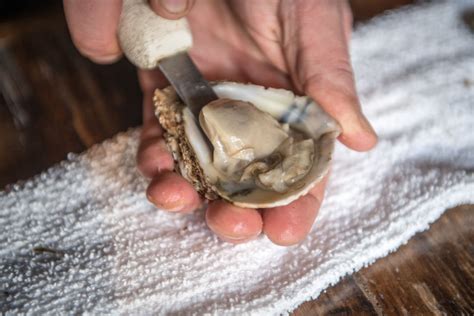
1,1,473,314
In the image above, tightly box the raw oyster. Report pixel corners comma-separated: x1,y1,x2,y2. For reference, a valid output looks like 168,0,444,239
154,82,340,208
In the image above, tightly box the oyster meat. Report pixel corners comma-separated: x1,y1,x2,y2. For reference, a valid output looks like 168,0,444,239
154,82,340,208
200,99,315,194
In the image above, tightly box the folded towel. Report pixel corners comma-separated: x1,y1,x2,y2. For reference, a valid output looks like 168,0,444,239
1,1,473,314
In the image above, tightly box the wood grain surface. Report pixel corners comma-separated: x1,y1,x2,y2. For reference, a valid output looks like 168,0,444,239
0,4,142,188
293,205,474,315
0,2,472,315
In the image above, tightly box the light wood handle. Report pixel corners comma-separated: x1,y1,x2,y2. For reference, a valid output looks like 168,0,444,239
118,0,193,69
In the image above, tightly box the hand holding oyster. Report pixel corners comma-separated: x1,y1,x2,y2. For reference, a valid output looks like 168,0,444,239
95,0,377,244
155,82,340,209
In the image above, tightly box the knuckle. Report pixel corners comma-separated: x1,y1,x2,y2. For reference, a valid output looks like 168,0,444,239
304,59,357,101
136,138,174,178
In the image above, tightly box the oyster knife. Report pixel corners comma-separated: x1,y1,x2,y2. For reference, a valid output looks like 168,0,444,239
158,52,218,117
118,0,217,117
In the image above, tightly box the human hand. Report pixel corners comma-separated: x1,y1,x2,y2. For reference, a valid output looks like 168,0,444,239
64,0,377,245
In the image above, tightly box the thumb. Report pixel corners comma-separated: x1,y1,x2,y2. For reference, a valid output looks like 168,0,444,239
149,0,195,19
283,0,377,151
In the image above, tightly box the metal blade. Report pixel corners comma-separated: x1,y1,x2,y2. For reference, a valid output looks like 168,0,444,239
158,52,217,117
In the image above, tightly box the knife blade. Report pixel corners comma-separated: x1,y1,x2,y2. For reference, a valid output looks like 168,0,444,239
159,52,218,117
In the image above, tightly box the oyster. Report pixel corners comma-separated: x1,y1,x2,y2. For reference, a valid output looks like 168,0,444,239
154,82,340,208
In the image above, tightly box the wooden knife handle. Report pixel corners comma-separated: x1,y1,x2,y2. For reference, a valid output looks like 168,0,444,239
118,0,193,69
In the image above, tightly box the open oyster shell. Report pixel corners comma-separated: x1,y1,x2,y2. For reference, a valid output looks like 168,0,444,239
154,82,340,208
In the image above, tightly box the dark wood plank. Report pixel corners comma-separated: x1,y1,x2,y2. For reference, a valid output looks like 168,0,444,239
350,0,415,22
293,206,474,315
0,6,142,188
354,205,474,315
293,276,379,316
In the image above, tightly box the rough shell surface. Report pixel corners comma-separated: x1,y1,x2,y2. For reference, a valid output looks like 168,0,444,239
154,88,218,200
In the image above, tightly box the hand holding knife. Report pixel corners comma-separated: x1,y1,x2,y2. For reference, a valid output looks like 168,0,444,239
118,0,217,117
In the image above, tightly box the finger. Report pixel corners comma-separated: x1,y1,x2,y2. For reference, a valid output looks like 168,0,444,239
262,175,328,246
140,76,163,130
137,136,174,178
140,121,163,142
139,70,168,131
138,69,168,96
283,0,377,151
149,0,195,19
146,171,202,212
64,0,122,63
206,200,263,243
341,0,353,43
308,171,330,201
137,85,174,177
262,193,321,246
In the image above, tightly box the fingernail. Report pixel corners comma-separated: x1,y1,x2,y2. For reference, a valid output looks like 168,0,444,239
221,229,262,242
89,53,122,64
220,234,257,244
159,0,188,14
147,193,187,212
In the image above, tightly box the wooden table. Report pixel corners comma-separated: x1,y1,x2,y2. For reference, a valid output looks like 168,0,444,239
1,2,472,314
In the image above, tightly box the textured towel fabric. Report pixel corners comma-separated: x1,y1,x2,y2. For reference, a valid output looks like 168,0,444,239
1,1,474,315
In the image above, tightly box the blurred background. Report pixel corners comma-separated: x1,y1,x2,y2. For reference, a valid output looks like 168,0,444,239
0,0,414,188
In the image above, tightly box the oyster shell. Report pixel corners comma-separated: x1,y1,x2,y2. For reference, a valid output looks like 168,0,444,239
154,82,340,208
